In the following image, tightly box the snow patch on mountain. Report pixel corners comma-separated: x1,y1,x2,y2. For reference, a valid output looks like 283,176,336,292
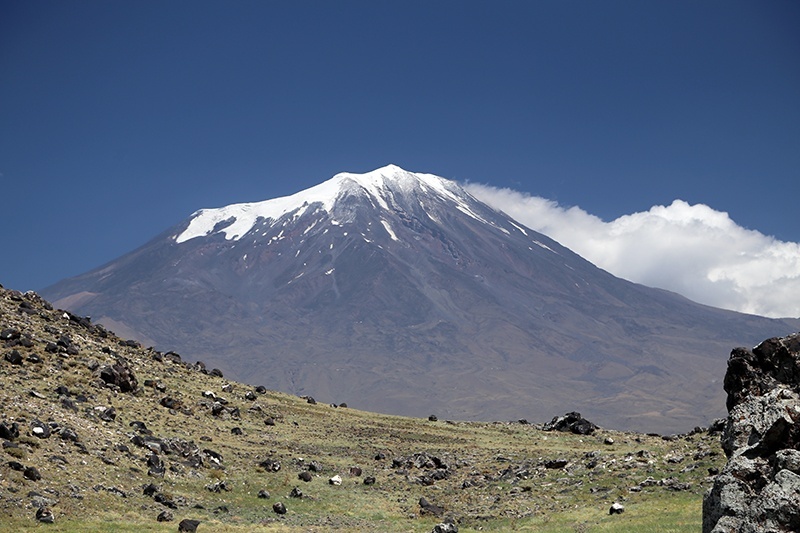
174,164,490,244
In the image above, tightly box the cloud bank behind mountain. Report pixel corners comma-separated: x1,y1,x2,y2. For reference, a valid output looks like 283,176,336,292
466,184,800,319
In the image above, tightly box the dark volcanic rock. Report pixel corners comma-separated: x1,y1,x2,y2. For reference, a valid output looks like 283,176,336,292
24,466,42,481
4,350,23,365
98,358,138,392
543,411,598,435
0,421,19,440
30,419,51,439
35,506,55,523
703,333,800,533
419,496,445,517
178,518,201,532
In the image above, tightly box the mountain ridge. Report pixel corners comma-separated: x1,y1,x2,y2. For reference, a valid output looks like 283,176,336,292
41,165,799,433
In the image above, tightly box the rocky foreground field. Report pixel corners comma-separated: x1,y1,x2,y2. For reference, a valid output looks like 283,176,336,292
1,285,730,531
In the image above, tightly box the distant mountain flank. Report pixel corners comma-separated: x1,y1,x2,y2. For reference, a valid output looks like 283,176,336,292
41,165,799,433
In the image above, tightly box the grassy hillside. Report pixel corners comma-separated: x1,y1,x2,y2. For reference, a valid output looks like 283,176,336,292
0,286,723,532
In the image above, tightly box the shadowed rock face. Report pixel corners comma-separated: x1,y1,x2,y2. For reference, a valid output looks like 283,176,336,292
40,167,800,433
703,333,800,533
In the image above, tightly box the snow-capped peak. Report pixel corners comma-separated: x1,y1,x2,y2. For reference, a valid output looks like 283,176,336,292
174,165,473,243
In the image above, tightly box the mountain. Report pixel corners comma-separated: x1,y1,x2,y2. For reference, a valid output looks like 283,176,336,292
40,165,799,433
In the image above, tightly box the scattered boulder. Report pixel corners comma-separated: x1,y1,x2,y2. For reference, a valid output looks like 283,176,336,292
543,458,568,469
202,448,223,466
178,518,201,532
147,454,165,477
4,350,23,365
160,397,182,410
30,419,52,439
272,502,287,514
419,497,445,517
59,427,79,442
98,358,138,392
543,411,597,435
329,475,342,485
363,476,376,485
142,483,159,497
432,522,458,533
205,480,231,493
157,510,173,522
609,502,625,515
703,333,800,533
289,487,303,498
35,506,55,523
259,458,281,472
0,421,20,440
24,466,42,481
0,328,21,341
257,489,270,499
98,407,117,422
298,471,312,482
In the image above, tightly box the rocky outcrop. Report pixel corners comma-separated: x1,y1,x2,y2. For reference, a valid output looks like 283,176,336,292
543,411,597,435
703,332,800,533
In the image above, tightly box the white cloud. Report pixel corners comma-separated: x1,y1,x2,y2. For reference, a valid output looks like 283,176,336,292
466,183,800,318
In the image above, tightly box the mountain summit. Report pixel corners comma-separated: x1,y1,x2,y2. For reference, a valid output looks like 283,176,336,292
41,165,798,432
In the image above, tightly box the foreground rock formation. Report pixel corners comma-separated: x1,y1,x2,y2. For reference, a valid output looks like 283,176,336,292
703,333,800,532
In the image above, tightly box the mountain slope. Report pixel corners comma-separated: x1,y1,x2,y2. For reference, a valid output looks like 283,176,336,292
0,285,727,531
41,165,798,433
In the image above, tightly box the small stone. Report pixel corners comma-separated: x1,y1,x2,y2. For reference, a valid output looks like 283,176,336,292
298,471,312,482
156,510,173,522
257,489,270,499
329,474,342,485
604,437,614,445
272,502,287,514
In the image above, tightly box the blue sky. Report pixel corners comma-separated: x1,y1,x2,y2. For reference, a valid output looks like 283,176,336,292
1,1,798,316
